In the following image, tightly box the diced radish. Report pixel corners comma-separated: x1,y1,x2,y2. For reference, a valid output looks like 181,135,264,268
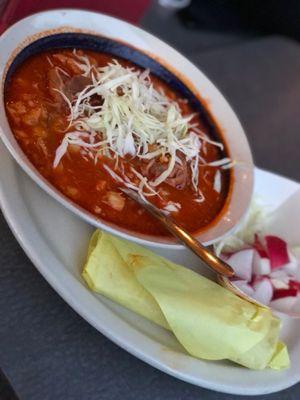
273,288,298,300
271,278,290,290
252,251,271,275
265,235,290,270
250,274,263,286
232,280,255,297
221,228,300,314
227,249,254,281
270,269,289,279
270,297,298,313
289,280,300,291
252,278,273,306
254,234,268,258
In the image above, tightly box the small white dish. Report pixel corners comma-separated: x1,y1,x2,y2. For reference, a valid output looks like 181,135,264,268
1,138,300,395
0,9,253,248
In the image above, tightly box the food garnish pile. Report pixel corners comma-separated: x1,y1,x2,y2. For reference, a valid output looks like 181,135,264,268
216,201,300,314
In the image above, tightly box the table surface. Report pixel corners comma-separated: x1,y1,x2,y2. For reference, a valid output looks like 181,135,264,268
1,9,300,400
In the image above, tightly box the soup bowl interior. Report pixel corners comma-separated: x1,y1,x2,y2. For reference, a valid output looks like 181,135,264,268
0,10,253,249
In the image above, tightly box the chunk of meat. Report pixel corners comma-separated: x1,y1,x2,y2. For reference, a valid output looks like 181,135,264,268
96,180,106,192
48,67,66,102
63,76,91,100
166,161,189,189
52,54,82,74
90,94,103,107
65,186,80,199
23,107,42,126
7,101,27,114
44,101,66,128
6,101,28,125
52,54,70,64
102,191,125,211
48,67,91,102
141,154,189,190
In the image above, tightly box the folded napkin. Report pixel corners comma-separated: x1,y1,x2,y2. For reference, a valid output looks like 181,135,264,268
82,230,290,370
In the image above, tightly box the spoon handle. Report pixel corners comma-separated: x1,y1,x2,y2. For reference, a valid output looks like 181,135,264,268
161,216,234,277
121,188,234,277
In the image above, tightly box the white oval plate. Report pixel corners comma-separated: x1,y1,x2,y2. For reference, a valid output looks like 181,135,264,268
1,138,300,395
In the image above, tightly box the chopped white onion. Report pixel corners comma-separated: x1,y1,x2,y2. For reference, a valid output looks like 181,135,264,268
227,249,254,281
164,202,181,213
253,251,271,275
213,169,221,193
252,278,273,306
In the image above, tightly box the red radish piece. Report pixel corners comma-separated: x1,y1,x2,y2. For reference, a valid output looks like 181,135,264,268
273,288,298,300
254,234,268,258
270,297,298,314
252,251,271,276
227,249,254,281
265,235,290,270
270,269,290,279
252,278,273,306
250,274,263,286
223,231,300,314
289,280,300,291
271,278,290,290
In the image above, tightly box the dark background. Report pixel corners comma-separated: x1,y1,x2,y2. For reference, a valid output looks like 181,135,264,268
1,1,300,399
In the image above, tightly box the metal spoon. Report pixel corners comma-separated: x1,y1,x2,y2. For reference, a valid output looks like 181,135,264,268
120,187,234,278
120,187,268,307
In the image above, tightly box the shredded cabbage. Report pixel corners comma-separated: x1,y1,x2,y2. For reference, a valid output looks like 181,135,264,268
53,52,231,198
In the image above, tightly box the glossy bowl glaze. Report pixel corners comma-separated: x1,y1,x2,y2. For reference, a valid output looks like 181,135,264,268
0,9,253,248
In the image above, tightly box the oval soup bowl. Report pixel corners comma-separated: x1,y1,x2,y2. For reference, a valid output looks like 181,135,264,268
0,9,253,249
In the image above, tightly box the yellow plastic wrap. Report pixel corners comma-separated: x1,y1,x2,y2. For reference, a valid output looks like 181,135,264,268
82,230,290,370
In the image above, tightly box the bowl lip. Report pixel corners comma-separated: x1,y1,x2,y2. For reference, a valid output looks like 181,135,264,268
0,8,254,249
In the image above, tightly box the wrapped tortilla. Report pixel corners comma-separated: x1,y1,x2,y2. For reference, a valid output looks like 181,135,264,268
82,230,289,370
